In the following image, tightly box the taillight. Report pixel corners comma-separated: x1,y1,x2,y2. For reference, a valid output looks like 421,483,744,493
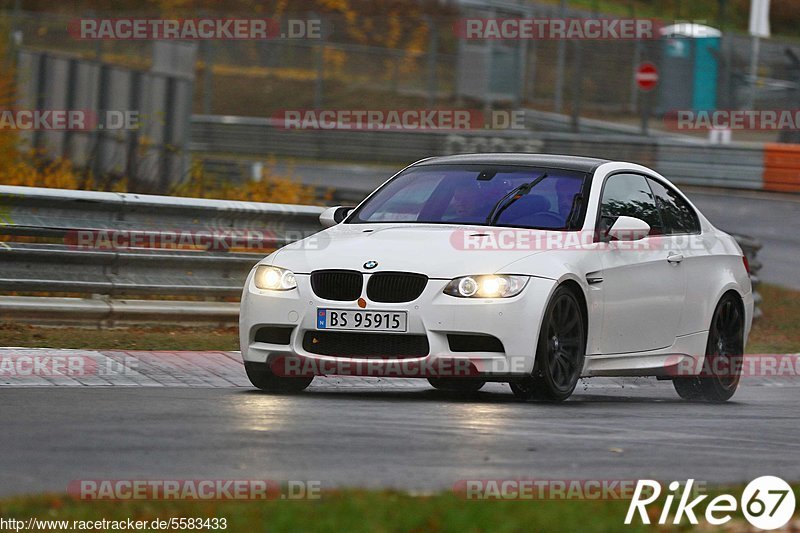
742,255,750,275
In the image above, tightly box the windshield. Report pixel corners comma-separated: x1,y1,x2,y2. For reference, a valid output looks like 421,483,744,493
348,164,590,230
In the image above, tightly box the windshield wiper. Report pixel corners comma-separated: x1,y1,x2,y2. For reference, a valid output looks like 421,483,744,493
484,173,549,226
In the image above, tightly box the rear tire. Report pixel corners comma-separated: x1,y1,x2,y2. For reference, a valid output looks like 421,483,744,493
511,286,586,402
673,293,744,402
427,377,485,393
245,362,313,393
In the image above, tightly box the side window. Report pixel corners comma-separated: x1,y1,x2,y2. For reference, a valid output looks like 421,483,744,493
597,173,663,238
647,178,701,234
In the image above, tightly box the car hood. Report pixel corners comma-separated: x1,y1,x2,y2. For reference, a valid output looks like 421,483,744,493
268,223,555,278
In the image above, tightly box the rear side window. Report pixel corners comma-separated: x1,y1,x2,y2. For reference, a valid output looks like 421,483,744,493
647,178,701,234
598,173,664,237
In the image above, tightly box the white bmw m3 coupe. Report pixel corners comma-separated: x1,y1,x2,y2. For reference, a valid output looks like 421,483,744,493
240,154,753,402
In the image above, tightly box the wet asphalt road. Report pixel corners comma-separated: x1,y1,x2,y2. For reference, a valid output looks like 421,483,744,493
1,169,798,498
1,380,798,497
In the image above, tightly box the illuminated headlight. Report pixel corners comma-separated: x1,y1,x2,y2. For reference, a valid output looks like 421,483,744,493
444,275,528,298
253,265,297,291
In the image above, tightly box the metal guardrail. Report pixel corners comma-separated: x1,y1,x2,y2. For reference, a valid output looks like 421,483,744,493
189,114,772,192
0,185,324,325
0,185,323,244
2,243,255,296
0,186,762,325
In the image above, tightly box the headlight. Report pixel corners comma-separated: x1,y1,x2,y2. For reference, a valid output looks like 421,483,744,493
444,275,528,298
253,265,297,291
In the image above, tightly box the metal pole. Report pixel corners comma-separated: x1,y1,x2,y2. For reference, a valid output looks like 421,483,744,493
160,76,176,194
92,63,109,181
717,0,732,108
425,17,437,109
527,37,538,103
553,0,567,113
516,19,527,107
63,59,78,163
201,40,214,115
747,35,760,109
88,10,102,60
630,41,643,113
10,0,21,50
717,0,728,31
484,7,495,108
312,12,324,109
392,53,400,94
314,43,324,109
126,70,142,184
628,1,640,113
570,40,583,133
31,53,48,154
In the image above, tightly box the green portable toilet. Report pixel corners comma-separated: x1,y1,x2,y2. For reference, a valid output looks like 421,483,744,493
657,23,722,113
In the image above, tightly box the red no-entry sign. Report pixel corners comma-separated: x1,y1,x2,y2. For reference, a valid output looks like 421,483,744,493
635,62,659,92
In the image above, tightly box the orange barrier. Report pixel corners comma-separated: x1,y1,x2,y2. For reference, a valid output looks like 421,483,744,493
763,143,800,192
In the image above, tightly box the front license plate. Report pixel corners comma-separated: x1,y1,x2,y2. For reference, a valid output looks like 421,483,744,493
317,309,407,332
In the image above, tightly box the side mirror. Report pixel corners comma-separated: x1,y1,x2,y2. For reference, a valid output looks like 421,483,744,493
319,206,354,228
608,216,650,241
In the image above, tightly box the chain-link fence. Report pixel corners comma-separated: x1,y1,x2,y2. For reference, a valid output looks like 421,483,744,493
3,7,799,133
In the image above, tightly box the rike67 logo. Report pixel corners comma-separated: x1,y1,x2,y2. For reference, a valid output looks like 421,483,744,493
625,477,796,530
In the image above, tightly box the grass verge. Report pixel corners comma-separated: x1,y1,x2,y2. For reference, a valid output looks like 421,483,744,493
0,324,239,351
747,284,800,354
1,487,791,533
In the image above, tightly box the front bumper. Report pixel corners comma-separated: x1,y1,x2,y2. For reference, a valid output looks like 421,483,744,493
239,271,557,379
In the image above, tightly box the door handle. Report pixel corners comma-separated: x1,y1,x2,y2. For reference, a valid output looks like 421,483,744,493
667,252,684,264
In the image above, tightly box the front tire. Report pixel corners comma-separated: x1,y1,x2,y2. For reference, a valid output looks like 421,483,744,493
245,362,313,393
511,286,586,402
673,293,744,402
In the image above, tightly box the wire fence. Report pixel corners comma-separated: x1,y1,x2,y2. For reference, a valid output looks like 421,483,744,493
5,8,799,120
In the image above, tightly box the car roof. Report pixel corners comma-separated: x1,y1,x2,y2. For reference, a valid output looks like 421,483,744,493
412,153,611,173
